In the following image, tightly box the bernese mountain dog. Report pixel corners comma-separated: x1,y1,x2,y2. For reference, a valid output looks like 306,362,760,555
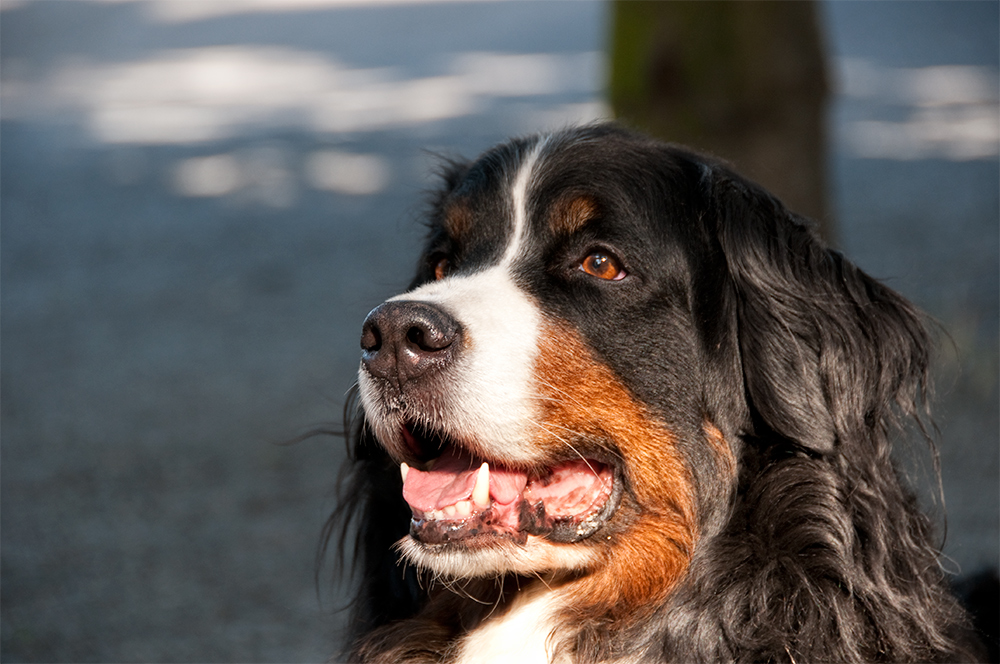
333,124,982,663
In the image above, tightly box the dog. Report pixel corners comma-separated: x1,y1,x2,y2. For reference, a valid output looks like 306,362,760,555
334,124,981,663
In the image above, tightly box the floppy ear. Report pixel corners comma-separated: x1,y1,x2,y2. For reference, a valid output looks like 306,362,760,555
327,400,424,639
407,157,473,289
709,171,931,454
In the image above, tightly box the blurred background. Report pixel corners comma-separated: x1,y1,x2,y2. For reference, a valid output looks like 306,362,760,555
1,1,996,661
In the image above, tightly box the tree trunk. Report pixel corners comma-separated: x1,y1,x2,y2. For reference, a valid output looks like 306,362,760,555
609,0,835,243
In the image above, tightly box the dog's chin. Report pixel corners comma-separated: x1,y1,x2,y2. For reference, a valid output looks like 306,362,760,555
397,533,602,578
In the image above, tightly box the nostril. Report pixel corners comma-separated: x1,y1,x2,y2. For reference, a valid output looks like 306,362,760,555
406,326,424,348
361,322,382,353
406,323,452,353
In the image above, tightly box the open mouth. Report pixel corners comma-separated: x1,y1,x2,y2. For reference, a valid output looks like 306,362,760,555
399,423,619,547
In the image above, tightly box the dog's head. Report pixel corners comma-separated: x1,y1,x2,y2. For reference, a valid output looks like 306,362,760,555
351,124,930,622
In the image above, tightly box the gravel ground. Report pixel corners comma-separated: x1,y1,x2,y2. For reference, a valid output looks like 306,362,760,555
1,1,996,661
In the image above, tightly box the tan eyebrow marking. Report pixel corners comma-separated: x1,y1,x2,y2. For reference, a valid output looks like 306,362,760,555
549,194,599,237
442,201,472,240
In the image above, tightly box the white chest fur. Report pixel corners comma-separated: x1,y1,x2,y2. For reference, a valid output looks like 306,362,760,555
455,586,565,664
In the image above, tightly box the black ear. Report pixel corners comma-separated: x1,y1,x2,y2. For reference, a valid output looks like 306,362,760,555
709,171,931,454
332,403,424,638
407,157,473,289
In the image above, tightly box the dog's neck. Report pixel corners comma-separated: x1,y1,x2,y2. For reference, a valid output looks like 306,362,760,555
450,579,648,664
453,583,564,664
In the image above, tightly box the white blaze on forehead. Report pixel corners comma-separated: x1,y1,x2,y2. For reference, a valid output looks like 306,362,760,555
378,136,551,460
502,136,549,266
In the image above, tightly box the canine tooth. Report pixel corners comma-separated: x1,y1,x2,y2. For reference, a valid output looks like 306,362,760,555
456,500,471,517
400,462,409,483
473,462,490,508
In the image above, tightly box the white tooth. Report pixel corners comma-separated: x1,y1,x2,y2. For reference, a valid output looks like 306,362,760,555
443,505,457,518
473,462,490,508
456,500,471,517
400,462,409,483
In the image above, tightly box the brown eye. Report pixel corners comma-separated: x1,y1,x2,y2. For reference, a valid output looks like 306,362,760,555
580,252,625,281
433,257,450,280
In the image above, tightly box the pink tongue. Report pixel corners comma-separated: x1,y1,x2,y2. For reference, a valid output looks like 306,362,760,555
401,447,527,512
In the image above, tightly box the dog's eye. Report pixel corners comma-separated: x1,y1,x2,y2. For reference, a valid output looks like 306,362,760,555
579,252,625,281
433,257,451,281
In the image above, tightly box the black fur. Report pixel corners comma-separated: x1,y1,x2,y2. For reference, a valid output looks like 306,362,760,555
330,125,984,662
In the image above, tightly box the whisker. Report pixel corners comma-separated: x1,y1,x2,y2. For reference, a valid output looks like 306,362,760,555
532,570,554,592
525,417,625,479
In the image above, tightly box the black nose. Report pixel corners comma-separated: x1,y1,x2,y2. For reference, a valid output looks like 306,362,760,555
361,301,461,386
